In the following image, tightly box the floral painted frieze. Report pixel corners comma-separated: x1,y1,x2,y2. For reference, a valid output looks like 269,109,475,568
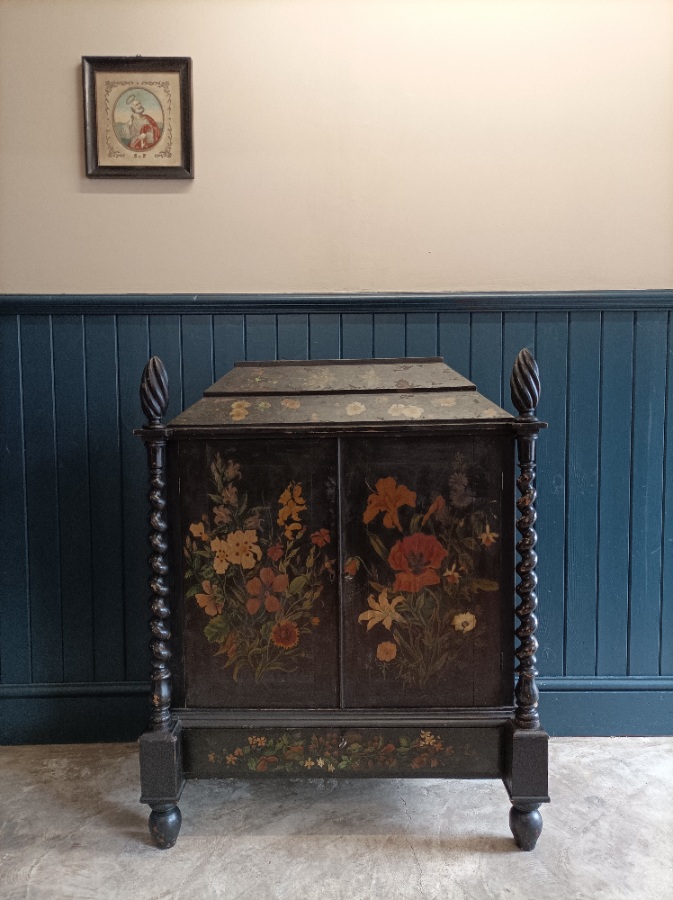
349,453,500,687
183,452,334,682
204,729,463,776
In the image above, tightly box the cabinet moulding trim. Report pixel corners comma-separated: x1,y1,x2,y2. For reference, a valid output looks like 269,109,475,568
1,290,673,316
1,676,672,701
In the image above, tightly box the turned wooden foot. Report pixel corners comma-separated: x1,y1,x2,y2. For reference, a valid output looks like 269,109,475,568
149,804,182,849
509,802,542,851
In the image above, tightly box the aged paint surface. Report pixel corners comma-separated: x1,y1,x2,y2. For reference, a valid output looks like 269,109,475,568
185,727,501,778
204,360,474,396
180,439,340,709
341,435,509,708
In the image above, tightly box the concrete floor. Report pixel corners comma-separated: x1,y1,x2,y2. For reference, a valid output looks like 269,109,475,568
0,738,671,900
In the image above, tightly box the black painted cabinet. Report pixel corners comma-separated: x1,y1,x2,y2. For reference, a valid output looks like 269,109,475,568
136,354,549,850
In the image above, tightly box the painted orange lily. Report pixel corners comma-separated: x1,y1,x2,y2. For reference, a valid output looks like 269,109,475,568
363,477,417,531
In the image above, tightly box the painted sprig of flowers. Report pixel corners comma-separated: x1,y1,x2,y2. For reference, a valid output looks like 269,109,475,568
183,452,334,681
349,453,500,686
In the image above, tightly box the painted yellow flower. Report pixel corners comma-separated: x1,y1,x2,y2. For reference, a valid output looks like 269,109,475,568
208,752,216,762
316,757,326,768
221,484,238,506
358,590,405,631
376,641,398,662
189,522,207,540
444,563,461,585
419,730,442,749
230,399,251,421
327,763,335,773
210,537,230,574
213,504,232,525
277,482,306,538
387,403,424,419
480,523,499,547
453,612,477,633
304,757,315,768
281,398,301,409
222,530,262,569
225,754,237,765
224,460,242,480
346,401,366,416
195,580,223,616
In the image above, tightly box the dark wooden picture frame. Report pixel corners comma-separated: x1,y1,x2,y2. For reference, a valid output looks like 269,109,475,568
82,56,193,179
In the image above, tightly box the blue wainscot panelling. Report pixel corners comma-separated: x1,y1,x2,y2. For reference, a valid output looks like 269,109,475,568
1,292,673,742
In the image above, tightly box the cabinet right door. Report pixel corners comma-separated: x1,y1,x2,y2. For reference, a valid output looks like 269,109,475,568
340,434,514,709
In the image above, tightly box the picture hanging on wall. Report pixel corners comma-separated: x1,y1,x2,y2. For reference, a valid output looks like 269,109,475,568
82,56,193,179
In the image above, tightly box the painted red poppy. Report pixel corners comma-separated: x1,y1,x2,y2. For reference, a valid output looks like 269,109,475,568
387,533,448,592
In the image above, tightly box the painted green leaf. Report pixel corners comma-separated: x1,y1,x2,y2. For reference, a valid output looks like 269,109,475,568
368,533,389,560
289,575,308,595
471,579,499,592
203,614,230,643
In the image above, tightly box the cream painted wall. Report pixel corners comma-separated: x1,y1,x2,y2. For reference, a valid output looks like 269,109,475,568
1,0,672,293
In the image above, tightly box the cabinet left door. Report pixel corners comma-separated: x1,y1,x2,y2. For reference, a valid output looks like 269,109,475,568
176,437,340,708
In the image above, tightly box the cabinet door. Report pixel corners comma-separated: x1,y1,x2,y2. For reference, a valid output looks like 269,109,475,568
340,435,513,708
178,438,339,708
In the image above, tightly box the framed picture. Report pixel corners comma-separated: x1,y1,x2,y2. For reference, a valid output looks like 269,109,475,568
82,56,193,179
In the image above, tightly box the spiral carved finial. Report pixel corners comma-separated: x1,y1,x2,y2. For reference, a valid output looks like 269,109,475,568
140,357,169,426
510,349,540,419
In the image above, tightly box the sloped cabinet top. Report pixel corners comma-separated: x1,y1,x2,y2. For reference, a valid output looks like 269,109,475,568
167,358,512,430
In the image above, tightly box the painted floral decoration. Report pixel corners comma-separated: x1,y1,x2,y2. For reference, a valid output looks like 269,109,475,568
354,453,499,686
183,452,333,681
210,729,456,775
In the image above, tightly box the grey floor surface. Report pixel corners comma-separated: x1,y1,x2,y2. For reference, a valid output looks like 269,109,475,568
1,737,672,900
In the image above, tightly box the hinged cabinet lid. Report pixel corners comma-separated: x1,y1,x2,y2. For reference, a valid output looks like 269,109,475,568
167,357,512,429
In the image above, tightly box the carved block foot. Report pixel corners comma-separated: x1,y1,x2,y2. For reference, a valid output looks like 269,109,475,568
509,803,542,851
149,804,182,849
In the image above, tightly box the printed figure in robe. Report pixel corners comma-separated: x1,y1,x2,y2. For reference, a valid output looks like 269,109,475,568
121,94,162,150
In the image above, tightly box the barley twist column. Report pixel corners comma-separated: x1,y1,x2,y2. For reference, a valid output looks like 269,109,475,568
510,348,541,730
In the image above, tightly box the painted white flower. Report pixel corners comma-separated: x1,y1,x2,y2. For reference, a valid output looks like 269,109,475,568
346,402,366,416
388,403,424,419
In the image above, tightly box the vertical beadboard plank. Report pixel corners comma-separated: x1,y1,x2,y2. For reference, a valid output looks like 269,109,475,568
502,313,536,416
341,314,374,359
0,315,31,683
149,316,184,422
181,315,214,408
406,312,438,358
309,314,340,359
20,316,63,682
597,312,634,675
438,312,471,375
213,314,245,379
373,313,406,358
117,314,151,682
52,316,94,683
535,311,568,677
277,314,309,360
662,313,673,675
471,313,503,405
629,311,667,675
565,312,601,676
245,314,277,361
85,316,124,681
